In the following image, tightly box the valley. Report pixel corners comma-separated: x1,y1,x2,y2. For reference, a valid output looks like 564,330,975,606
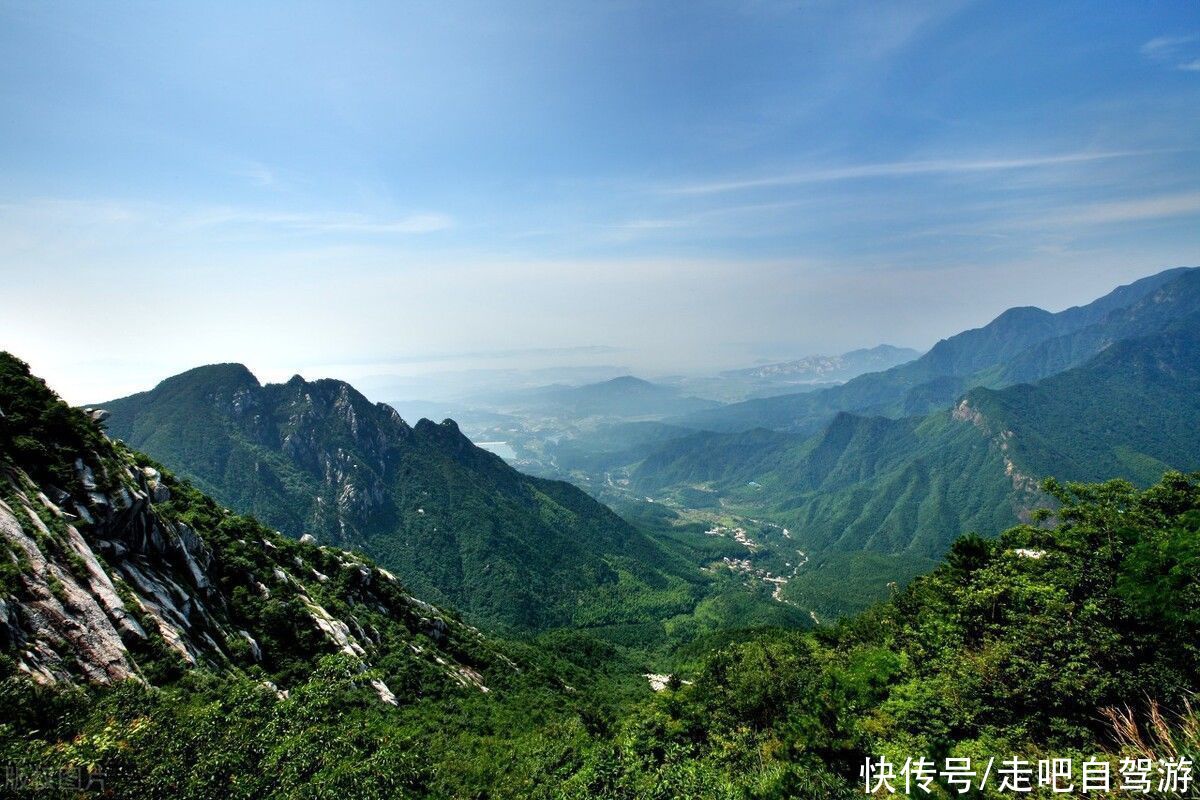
436,267,1200,620
4,348,1200,798
4,266,1200,797
6,5,1200,796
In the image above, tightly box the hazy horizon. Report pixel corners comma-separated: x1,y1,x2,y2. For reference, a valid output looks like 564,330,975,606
3,1,1199,403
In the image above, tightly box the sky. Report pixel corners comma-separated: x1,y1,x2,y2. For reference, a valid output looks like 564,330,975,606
1,0,1199,403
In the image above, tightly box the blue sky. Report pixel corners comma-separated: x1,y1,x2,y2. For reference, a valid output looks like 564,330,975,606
1,0,1199,401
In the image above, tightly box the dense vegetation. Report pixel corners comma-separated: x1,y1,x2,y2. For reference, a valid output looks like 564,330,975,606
631,311,1200,619
5,262,1200,796
967,321,1200,485
97,364,796,639
0,353,112,493
4,458,1199,796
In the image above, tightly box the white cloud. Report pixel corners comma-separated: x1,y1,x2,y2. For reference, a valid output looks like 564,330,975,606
1141,34,1197,57
1043,191,1200,227
189,208,454,235
0,198,454,241
664,151,1156,195
187,211,456,235
321,213,454,234
233,162,278,188
1140,33,1200,71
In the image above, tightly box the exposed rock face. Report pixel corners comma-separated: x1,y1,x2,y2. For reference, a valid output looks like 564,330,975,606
98,361,650,632
0,451,224,682
0,494,139,683
952,398,985,427
0,353,510,697
1,449,498,697
952,398,1043,518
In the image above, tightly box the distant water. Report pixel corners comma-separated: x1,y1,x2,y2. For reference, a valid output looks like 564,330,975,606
475,441,517,460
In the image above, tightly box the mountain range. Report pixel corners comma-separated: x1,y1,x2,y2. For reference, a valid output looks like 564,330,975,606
97,365,674,632
5,349,1200,797
96,366,802,637
75,265,1200,626
631,267,1200,615
677,267,1197,433
720,344,919,383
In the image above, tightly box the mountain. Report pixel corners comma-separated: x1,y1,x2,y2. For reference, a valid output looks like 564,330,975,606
678,266,1198,433
637,410,1017,558
961,319,1200,486
7,359,1200,798
721,344,920,383
96,365,683,632
635,316,1200,616
0,352,509,696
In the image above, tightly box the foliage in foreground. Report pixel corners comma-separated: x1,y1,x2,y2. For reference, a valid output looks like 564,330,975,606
3,472,1199,798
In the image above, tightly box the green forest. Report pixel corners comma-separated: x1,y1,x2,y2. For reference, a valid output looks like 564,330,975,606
5,2,1200,796
4,475,1199,797
3,352,1200,798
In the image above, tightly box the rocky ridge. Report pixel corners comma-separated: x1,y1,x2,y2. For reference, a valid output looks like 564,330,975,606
0,353,512,698
98,363,658,631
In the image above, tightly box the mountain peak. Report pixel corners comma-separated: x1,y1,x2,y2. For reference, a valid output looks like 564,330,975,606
600,375,656,389
413,416,463,434
97,363,649,630
158,362,260,391
989,305,1052,324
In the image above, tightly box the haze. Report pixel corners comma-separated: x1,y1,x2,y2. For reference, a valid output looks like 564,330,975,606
1,1,1199,403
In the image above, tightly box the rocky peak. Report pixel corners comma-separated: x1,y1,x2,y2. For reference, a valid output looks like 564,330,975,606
1,353,512,698
952,397,986,429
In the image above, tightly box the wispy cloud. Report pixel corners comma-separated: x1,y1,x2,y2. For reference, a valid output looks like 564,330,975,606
1044,191,1200,227
179,207,455,235
664,150,1156,196
1140,33,1200,71
615,200,802,226
295,212,454,235
233,162,279,188
1141,34,1197,56
0,199,455,255
894,191,1200,242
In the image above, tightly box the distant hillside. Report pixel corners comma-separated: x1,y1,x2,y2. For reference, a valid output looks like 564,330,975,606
722,344,920,382
636,316,1200,616
678,266,1197,433
540,420,699,476
637,411,1016,559
98,365,684,631
963,319,1200,485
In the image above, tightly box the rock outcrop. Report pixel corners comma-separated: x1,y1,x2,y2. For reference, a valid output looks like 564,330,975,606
0,352,510,699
